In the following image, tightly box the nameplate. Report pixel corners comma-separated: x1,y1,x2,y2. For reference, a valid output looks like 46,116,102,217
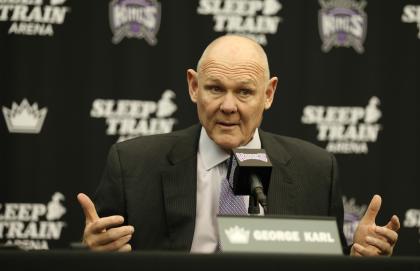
217,215,343,255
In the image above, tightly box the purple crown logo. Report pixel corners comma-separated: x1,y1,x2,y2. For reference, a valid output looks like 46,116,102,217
318,0,367,53
109,0,161,45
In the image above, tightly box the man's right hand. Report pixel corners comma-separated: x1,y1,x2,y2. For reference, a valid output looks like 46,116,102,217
77,193,135,252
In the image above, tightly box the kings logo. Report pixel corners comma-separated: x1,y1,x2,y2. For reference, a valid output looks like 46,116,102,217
318,0,367,54
109,0,161,45
2,99,48,134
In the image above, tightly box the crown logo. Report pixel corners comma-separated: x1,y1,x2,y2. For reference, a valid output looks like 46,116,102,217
224,226,250,244
2,99,48,134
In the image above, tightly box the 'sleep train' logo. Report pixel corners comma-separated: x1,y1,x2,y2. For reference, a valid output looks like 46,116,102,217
0,0,71,36
90,89,178,142
301,96,382,154
197,0,283,45
0,192,67,250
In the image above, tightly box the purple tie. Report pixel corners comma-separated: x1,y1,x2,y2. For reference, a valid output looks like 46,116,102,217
218,158,248,215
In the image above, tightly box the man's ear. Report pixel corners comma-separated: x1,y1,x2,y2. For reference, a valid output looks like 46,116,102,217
264,76,278,110
187,69,198,103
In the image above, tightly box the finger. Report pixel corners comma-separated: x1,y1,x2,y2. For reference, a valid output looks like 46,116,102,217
375,226,398,245
366,236,392,255
385,215,400,232
93,234,132,252
117,243,132,252
360,195,382,225
352,243,379,257
77,193,99,223
89,215,125,233
91,225,134,246
350,245,362,257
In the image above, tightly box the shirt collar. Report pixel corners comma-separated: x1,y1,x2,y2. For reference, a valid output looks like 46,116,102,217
198,127,261,171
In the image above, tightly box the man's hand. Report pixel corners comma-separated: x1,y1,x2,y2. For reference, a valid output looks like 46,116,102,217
77,193,135,252
351,195,400,256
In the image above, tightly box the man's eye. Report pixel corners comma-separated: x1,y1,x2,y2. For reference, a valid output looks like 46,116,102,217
239,89,253,96
206,85,223,93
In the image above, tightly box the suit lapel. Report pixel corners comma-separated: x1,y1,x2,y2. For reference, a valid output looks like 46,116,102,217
161,125,201,250
259,130,299,215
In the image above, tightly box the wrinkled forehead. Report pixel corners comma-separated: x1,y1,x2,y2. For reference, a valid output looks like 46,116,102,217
197,35,270,81
198,59,267,86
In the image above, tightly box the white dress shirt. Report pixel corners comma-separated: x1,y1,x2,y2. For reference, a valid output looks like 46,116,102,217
190,127,262,253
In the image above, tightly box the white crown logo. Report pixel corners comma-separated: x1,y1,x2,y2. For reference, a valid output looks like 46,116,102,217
224,226,250,244
2,99,48,134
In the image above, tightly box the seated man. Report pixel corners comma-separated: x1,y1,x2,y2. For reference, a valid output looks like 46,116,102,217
78,35,399,255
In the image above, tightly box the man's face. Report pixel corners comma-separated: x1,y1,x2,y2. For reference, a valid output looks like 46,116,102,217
188,59,277,150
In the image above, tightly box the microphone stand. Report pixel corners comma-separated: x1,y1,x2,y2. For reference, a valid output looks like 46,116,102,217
248,173,268,215
248,195,260,215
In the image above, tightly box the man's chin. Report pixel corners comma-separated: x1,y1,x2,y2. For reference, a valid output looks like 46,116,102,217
212,136,242,151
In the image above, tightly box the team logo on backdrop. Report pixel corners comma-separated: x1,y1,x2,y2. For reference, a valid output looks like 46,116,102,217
2,99,48,134
301,96,382,154
0,0,71,36
90,89,177,142
342,196,366,245
0,192,67,250
197,0,283,45
109,0,161,45
401,5,420,39
318,0,367,54
403,209,420,243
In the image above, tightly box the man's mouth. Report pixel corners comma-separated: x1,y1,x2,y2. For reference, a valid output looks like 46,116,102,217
216,121,239,128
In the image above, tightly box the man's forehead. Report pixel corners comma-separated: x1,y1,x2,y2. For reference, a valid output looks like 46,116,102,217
197,37,270,80
199,59,266,82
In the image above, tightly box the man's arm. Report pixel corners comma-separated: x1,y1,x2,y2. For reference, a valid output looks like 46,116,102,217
77,144,135,251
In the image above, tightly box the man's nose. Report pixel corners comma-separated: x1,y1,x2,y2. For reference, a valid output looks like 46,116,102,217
220,92,238,114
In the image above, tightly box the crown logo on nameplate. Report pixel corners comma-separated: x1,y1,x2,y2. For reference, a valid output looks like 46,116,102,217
224,225,250,244
2,99,48,134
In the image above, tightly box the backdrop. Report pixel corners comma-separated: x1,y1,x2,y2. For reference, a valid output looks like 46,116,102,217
0,0,419,255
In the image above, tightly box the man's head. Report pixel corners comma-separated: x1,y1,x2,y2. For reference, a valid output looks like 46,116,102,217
187,35,278,150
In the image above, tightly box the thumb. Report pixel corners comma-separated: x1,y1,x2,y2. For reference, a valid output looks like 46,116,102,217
360,194,382,225
77,193,99,224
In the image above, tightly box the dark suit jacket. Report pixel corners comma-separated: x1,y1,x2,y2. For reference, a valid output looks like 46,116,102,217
94,124,347,253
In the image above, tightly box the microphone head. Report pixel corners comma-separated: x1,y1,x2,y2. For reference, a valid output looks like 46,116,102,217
227,148,272,196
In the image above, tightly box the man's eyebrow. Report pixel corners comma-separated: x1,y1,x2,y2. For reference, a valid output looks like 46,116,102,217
237,79,256,86
203,77,223,83
204,76,255,84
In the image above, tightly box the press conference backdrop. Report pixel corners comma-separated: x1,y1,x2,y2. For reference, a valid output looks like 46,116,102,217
0,0,419,255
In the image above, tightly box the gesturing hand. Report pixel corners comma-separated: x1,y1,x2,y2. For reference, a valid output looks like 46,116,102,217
77,193,135,252
351,195,400,256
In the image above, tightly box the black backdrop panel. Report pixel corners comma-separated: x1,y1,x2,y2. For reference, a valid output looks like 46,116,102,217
0,0,419,255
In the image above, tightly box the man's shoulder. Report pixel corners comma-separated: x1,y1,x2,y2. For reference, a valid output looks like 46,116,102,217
260,130,332,162
112,124,200,157
261,130,336,180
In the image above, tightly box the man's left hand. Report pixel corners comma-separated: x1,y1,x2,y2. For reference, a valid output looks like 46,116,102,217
350,195,400,256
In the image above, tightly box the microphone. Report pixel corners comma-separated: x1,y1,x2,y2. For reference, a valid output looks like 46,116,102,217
226,149,272,214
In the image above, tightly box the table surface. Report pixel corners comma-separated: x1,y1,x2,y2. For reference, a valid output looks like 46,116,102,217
1,250,420,271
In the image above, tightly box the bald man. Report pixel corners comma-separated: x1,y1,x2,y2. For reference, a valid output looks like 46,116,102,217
78,35,399,255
